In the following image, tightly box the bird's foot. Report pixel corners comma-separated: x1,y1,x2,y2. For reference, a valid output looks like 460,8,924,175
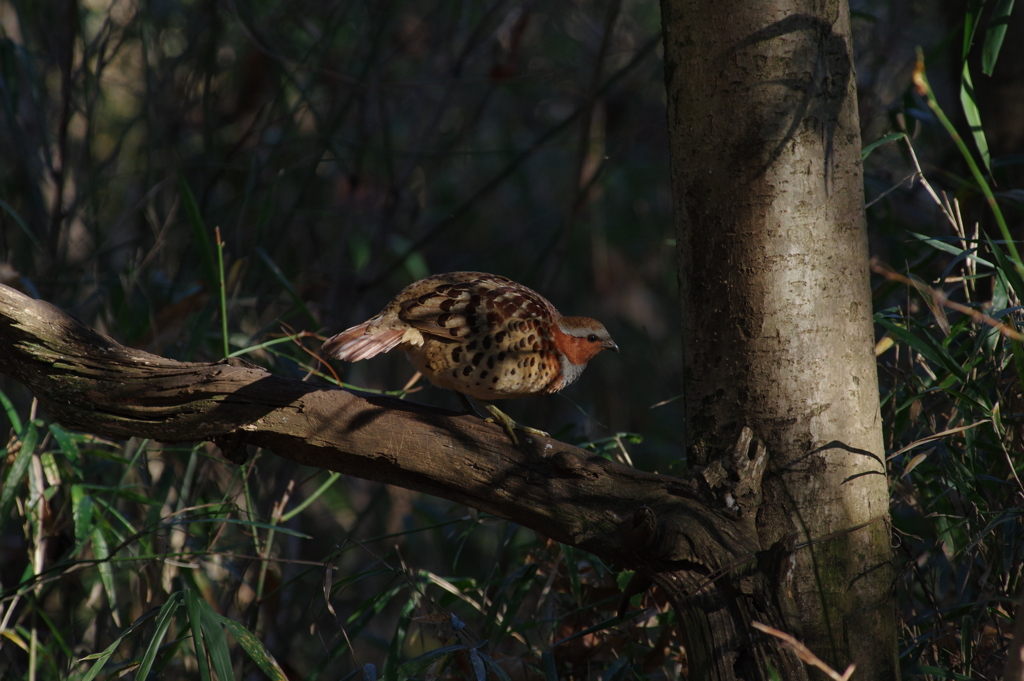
453,392,548,445
483,404,549,446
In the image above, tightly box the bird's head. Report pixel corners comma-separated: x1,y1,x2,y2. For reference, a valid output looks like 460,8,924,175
554,316,619,366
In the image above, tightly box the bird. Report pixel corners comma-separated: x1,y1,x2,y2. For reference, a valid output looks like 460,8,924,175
322,271,619,444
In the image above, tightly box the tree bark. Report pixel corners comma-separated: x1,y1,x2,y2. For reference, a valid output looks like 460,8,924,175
660,0,897,678
0,283,812,680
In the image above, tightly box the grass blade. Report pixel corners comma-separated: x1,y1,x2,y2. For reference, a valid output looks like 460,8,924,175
136,592,184,680
0,386,23,433
862,132,905,160
199,598,234,681
178,174,219,289
78,607,162,681
218,614,288,681
215,227,229,358
70,485,93,543
542,650,558,681
960,63,991,174
255,247,319,329
914,51,1020,269
184,589,213,681
476,647,514,681
982,0,1015,75
875,318,967,382
0,422,37,534
91,526,121,626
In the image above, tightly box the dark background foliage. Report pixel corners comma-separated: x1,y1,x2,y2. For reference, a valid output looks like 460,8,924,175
2,0,678,458
1,0,1023,678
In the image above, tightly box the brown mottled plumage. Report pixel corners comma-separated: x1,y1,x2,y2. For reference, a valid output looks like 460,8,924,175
322,272,618,442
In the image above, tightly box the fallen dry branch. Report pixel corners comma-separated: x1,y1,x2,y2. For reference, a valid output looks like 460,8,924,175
0,283,807,681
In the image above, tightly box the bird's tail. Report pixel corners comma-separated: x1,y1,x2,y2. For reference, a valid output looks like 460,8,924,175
322,321,406,362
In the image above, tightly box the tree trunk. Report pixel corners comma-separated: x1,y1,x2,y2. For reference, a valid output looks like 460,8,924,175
660,0,898,678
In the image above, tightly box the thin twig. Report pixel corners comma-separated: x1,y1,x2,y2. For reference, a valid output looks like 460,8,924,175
751,622,856,681
902,135,956,227
885,421,986,460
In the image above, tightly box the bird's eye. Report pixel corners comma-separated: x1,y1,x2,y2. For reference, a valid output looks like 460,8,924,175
587,334,598,343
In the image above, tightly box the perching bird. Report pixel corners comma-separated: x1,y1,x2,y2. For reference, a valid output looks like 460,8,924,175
322,271,618,444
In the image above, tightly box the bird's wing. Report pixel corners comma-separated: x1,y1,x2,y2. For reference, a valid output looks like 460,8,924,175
398,275,556,340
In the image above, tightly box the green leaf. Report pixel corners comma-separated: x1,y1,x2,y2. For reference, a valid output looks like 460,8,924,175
549,614,628,650
0,422,37,534
34,605,73,660
962,0,983,58
907,231,993,267
485,563,539,643
71,486,94,543
875,318,967,382
987,236,1024,301
218,615,288,681
904,665,976,680
542,650,558,681
89,496,142,541
983,0,1015,75
301,576,405,679
391,643,467,677
48,423,80,465
964,509,1023,556
279,472,340,522
943,388,993,416
909,273,950,336
76,483,160,506
91,526,121,626
136,592,184,680
604,656,632,681
960,62,991,173
917,51,1020,266
0,387,23,434
861,132,905,160
78,607,162,681
199,599,234,681
469,648,486,681
166,516,312,538
184,589,213,681
562,544,583,604
1011,340,1024,392
152,636,189,677
476,648,514,681
382,595,418,678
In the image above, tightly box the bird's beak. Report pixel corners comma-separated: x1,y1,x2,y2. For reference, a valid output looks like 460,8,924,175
604,339,620,353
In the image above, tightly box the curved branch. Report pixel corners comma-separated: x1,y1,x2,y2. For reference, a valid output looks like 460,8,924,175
0,284,730,558
0,284,804,680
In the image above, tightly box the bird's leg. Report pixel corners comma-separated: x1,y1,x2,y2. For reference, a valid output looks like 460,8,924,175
453,392,548,445
483,403,549,446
